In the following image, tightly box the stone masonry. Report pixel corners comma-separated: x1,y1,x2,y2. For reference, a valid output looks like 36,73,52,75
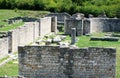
0,16,57,59
18,46,116,78
65,18,120,36
46,13,71,23
0,37,8,59
90,18,120,33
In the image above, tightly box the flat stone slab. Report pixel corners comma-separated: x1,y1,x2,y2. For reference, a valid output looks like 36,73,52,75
52,36,62,43
90,37,119,41
112,34,120,37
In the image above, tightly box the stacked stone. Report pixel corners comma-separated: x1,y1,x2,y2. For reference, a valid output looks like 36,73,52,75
19,46,116,78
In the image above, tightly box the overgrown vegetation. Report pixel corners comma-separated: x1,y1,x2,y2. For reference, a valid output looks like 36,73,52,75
0,10,49,32
0,22,24,31
0,56,9,63
0,0,119,17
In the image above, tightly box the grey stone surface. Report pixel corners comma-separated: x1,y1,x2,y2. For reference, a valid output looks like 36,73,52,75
51,16,57,33
0,37,8,59
19,46,116,78
112,34,120,37
65,17,120,36
90,37,119,41
90,18,120,33
39,17,52,37
71,28,76,45
64,18,82,36
71,13,85,19
0,16,57,59
52,37,62,43
46,12,71,24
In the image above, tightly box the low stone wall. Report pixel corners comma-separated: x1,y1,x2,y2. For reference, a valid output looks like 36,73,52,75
46,13,71,23
18,46,116,78
51,16,57,33
0,16,57,59
39,17,52,37
0,37,8,59
90,18,120,33
90,37,119,41
8,22,39,53
65,18,90,36
64,18,82,36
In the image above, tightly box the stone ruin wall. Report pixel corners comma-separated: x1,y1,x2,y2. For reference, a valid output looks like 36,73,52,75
0,16,57,59
65,19,90,36
8,22,39,53
0,37,8,59
64,19,82,36
19,46,116,78
90,18,120,33
39,17,52,37
65,18,120,36
46,13,71,24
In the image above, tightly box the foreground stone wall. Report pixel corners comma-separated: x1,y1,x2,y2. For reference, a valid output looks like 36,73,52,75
90,18,120,33
0,37,8,59
19,46,116,78
65,18,120,36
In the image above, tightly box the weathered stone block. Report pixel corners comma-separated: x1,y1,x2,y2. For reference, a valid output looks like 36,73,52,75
18,46,116,78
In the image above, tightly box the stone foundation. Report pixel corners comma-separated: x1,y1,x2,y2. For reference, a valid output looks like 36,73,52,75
19,46,116,78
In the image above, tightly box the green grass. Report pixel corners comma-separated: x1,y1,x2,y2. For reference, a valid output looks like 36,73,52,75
0,9,49,31
0,59,18,76
0,9,49,20
0,22,24,32
0,56,9,63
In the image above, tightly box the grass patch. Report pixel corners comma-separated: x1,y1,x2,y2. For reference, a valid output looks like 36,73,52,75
0,9,49,20
91,32,106,37
0,59,18,76
0,56,9,63
0,9,49,31
0,22,24,32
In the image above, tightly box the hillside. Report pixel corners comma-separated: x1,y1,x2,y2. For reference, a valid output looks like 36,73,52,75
0,10,49,31
0,0,120,17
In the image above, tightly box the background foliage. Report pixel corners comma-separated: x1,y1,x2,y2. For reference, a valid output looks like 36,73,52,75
0,0,120,17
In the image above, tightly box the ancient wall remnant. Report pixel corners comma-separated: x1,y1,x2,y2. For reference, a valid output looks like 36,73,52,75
46,13,71,22
8,22,39,53
90,18,120,33
39,17,52,37
64,18,82,36
19,46,116,78
65,17,120,36
65,18,90,36
0,16,57,59
71,13,85,19
51,16,57,33
0,37,8,59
